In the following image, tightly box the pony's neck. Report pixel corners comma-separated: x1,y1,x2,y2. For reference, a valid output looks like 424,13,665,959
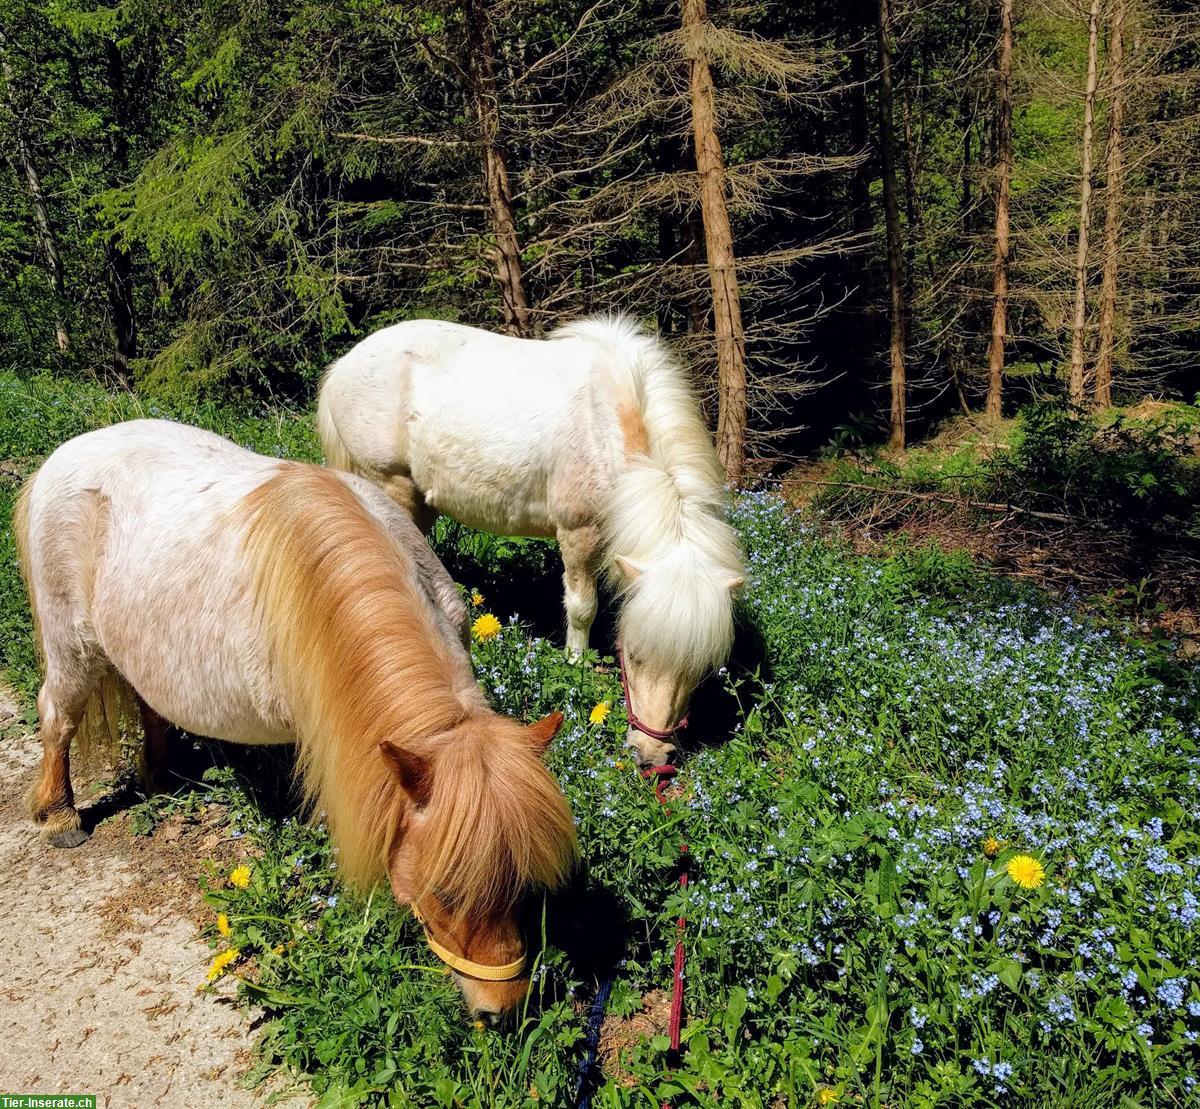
239,466,485,885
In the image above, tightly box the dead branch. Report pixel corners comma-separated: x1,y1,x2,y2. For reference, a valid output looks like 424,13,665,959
795,479,1075,525
335,131,471,148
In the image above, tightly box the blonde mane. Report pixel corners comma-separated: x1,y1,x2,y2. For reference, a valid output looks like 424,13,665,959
239,467,576,911
553,316,746,681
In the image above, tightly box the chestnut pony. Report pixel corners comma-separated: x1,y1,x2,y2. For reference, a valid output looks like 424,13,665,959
15,420,577,1020
318,314,746,766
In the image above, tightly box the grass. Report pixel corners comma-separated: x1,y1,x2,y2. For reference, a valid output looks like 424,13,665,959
805,399,1200,545
3,376,1200,1106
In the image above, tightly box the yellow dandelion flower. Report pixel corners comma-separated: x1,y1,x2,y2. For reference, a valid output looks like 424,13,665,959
590,701,611,726
216,912,231,937
615,760,625,770
983,836,1002,859
205,947,240,982
471,590,484,607
817,1088,839,1106
1006,854,1046,890
228,864,251,889
472,613,502,642
473,1019,486,1031
272,944,285,956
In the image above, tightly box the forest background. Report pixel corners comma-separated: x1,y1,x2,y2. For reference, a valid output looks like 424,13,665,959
1,0,1198,484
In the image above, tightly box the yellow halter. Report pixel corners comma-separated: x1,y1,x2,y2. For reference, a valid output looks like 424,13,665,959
411,905,527,982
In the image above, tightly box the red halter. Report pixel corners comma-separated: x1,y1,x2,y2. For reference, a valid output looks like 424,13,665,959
616,642,690,741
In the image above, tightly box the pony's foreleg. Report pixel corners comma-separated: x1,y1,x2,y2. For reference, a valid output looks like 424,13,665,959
27,675,94,848
559,525,601,658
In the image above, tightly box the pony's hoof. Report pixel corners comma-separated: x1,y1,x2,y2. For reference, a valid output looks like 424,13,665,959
40,804,85,847
47,826,90,849
138,763,176,796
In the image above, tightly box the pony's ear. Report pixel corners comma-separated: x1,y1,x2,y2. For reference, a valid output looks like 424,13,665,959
379,741,432,806
613,555,647,581
526,711,564,755
726,576,746,592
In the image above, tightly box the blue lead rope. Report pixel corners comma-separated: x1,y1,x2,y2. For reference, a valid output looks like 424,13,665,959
573,975,614,1109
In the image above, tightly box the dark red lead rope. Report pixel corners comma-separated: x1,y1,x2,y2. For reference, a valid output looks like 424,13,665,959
575,650,692,1109
643,763,689,1109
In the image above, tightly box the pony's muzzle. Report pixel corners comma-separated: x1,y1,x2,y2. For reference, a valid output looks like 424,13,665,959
626,728,677,769
480,1008,511,1030
460,972,530,1024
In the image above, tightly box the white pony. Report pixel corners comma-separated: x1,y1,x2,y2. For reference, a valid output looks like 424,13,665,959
318,315,745,765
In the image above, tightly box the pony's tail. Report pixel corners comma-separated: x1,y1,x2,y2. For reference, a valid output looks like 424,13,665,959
14,475,136,768
73,674,140,770
13,477,41,671
317,372,355,473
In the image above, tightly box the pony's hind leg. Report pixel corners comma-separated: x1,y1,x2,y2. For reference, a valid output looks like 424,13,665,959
559,525,601,657
27,671,96,848
138,698,175,794
381,472,438,534
23,483,112,847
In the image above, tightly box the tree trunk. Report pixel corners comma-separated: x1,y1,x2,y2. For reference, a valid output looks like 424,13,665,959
464,0,533,336
900,79,931,284
1069,0,1101,406
106,240,137,379
1094,0,1124,408
878,0,907,450
105,39,137,380
849,37,874,255
682,0,747,486
684,207,708,336
2,52,69,352
959,16,978,234
13,129,69,353
986,0,1014,421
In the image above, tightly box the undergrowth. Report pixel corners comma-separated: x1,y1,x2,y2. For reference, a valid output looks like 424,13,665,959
812,399,1200,546
198,499,1199,1107
4,381,1200,1106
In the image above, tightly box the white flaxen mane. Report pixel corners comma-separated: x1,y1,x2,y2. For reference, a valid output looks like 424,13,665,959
552,315,745,683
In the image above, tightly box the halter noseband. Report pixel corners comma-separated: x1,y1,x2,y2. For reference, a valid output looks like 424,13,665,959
617,642,690,741
411,904,527,982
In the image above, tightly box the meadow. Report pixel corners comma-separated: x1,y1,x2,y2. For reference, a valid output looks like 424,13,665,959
2,373,1199,1106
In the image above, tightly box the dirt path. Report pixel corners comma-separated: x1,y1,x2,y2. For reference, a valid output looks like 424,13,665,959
0,688,303,1108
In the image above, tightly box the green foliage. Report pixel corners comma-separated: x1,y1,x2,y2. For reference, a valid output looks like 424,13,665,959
993,402,1200,538
140,482,1200,1105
